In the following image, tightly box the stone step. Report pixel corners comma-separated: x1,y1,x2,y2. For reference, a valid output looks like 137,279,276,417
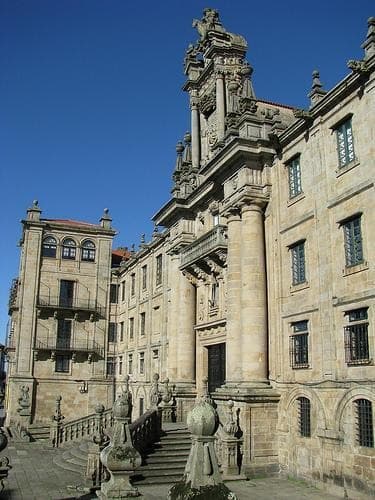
146,455,188,464
133,473,183,485
53,452,86,474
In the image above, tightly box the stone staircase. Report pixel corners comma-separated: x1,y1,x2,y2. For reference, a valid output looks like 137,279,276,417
28,424,50,441
133,423,190,485
52,423,191,485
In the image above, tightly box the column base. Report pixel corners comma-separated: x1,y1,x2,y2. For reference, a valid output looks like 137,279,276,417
214,381,279,401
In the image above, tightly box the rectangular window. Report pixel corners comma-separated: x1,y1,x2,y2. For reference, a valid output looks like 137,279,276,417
213,214,219,226
110,284,119,303
344,308,370,365
131,273,136,296
356,399,374,448
290,321,309,368
156,255,163,286
209,282,219,309
118,355,123,375
343,216,363,267
128,353,133,374
288,156,302,198
336,118,355,167
57,319,72,349
298,397,311,437
142,265,147,290
59,280,75,308
290,241,306,285
121,281,125,302
55,354,70,373
108,322,117,343
140,312,146,336
129,317,134,339
106,356,116,376
139,351,145,374
120,321,124,342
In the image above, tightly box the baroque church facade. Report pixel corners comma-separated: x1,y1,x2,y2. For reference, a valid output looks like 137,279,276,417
6,10,375,498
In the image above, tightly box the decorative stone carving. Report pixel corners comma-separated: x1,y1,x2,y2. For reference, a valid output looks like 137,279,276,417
149,373,161,408
0,428,11,493
51,395,65,448
88,403,110,490
158,378,176,423
17,386,31,416
168,378,237,499
97,383,142,499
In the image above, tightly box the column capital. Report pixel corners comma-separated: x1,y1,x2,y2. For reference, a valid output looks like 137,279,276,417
240,199,264,215
222,205,241,222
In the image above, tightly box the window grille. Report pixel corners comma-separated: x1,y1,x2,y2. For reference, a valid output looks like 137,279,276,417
344,308,370,365
288,157,302,198
140,312,146,336
336,119,355,167
156,255,163,286
131,273,136,296
290,241,306,285
297,397,311,437
139,352,145,374
290,321,309,368
356,399,374,448
128,353,133,374
106,357,116,376
108,322,117,343
343,216,363,267
120,321,124,342
142,265,147,290
129,317,134,339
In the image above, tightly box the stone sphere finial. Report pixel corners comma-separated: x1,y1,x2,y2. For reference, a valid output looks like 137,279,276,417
33,199,39,207
95,403,105,414
152,373,160,382
187,397,219,436
176,141,184,154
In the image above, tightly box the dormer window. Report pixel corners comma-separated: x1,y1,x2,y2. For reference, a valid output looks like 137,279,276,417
62,238,76,260
42,236,57,258
81,240,96,262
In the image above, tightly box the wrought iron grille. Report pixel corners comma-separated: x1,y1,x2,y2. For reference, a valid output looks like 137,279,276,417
298,397,311,437
356,399,374,448
344,323,370,365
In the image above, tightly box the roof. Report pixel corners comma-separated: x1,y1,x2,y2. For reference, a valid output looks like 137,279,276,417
258,99,295,110
42,218,99,228
112,248,131,259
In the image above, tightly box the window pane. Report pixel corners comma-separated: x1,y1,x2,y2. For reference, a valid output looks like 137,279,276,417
343,217,363,266
356,399,374,447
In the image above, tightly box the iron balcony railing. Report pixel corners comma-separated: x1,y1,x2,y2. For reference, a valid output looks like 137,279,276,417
35,338,104,357
180,225,227,268
8,278,19,311
37,295,105,316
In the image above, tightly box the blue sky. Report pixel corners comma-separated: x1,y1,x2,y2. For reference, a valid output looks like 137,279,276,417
1,0,373,342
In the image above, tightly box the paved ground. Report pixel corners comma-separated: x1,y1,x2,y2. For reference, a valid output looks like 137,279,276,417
0,439,346,500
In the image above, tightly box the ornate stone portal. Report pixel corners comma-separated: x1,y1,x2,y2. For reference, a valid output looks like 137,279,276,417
168,379,237,499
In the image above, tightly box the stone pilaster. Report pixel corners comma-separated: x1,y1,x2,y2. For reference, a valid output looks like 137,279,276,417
240,202,268,384
224,207,242,384
167,252,180,381
190,93,200,170
216,72,226,141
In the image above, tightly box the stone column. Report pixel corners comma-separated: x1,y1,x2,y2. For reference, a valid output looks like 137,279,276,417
167,252,181,381
216,72,226,141
176,273,196,386
190,93,200,170
225,207,242,385
240,201,268,384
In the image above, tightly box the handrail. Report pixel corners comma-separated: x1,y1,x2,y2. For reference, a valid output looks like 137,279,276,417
51,408,113,447
35,337,104,357
129,408,162,455
37,295,105,316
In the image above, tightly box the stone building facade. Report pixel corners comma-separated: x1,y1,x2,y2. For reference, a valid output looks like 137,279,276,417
6,10,375,498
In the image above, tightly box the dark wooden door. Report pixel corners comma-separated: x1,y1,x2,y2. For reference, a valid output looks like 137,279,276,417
59,280,74,307
207,343,226,393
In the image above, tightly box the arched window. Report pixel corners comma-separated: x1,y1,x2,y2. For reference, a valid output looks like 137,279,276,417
62,238,76,260
81,240,96,262
297,397,311,437
356,399,374,447
42,236,57,258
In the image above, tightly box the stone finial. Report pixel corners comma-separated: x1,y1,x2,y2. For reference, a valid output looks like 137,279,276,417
192,8,224,43
26,199,42,221
183,132,192,164
140,233,146,247
308,70,327,107
168,379,236,499
175,141,184,171
52,395,64,423
149,373,160,408
362,17,375,61
100,208,112,229
223,400,238,437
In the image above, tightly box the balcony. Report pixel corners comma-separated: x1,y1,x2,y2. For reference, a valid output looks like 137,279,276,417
37,296,105,317
35,338,104,358
180,225,227,271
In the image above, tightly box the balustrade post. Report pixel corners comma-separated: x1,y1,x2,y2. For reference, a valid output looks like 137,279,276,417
50,395,64,448
87,403,110,491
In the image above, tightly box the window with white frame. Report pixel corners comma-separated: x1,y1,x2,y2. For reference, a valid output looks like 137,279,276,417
288,156,302,198
342,215,363,267
336,118,355,167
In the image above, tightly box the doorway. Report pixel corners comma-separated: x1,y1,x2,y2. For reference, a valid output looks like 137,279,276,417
207,343,226,393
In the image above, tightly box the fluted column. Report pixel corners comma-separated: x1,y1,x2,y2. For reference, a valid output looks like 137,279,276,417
216,72,226,140
240,202,268,383
190,93,200,170
176,273,196,386
225,207,242,384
